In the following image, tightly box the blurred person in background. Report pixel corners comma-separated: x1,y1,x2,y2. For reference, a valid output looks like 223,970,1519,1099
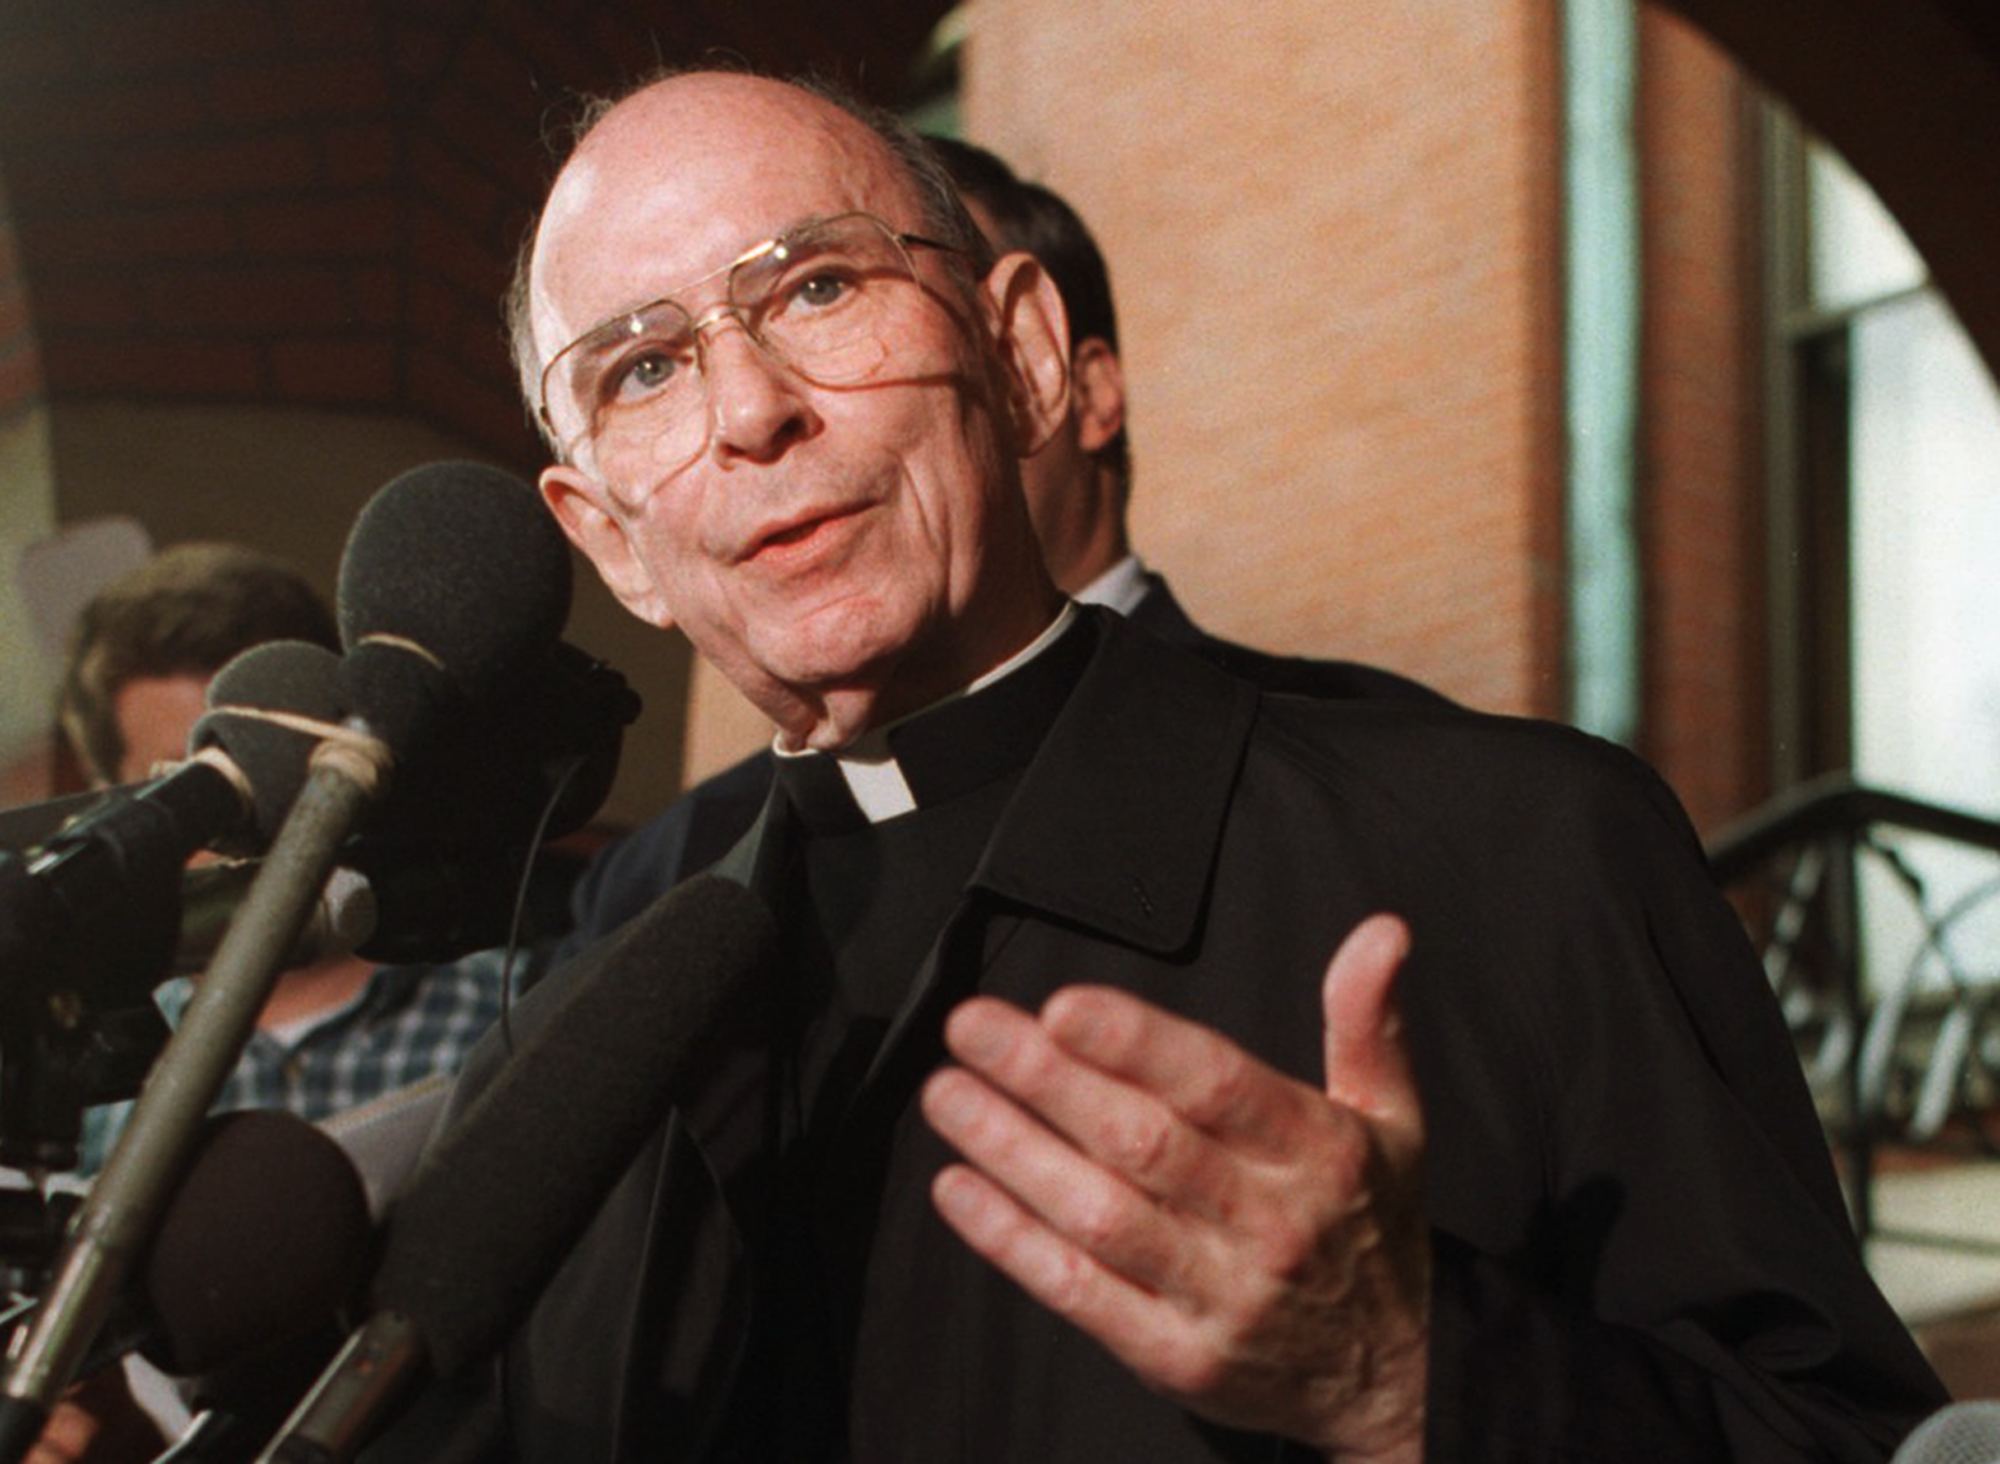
55,542,536,1174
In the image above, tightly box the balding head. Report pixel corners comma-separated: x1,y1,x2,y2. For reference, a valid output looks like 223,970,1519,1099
508,72,989,439
525,71,1072,750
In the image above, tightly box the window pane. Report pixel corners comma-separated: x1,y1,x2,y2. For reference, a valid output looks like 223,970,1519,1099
1808,142,1927,312
1852,292,2000,811
1851,290,2000,995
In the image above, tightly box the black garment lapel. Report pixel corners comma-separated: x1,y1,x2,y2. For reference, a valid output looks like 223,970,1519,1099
972,612,1259,951
856,612,1261,1097
799,616,1262,1420
640,620,1260,1458
1124,571,1212,652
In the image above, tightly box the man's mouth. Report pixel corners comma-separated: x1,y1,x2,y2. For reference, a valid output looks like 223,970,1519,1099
764,516,832,549
745,503,867,561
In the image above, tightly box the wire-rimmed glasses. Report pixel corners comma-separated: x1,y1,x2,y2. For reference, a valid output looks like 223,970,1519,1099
536,212,960,472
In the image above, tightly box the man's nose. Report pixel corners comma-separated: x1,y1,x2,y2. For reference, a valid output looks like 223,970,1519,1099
698,313,813,464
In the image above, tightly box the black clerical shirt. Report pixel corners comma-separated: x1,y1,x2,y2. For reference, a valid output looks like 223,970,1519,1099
733,610,1100,1459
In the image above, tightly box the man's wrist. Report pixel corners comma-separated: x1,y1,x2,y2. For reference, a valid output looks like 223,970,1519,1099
1310,1324,1428,1464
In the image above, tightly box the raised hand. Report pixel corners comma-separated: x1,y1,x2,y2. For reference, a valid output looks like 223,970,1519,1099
921,913,1428,1462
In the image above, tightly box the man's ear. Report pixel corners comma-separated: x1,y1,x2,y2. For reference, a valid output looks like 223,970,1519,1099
980,251,1071,458
539,464,676,628
1069,337,1126,455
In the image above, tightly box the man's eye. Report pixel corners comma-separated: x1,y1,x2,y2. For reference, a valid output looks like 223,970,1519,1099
774,266,863,317
609,347,685,401
794,270,851,308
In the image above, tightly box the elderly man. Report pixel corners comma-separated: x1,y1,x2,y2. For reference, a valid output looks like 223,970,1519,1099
457,67,1942,1463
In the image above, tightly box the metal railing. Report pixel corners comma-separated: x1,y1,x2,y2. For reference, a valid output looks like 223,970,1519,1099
1708,774,2000,1247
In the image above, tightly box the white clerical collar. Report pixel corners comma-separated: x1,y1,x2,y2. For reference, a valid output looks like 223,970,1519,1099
773,601,1081,823
1073,554,1150,616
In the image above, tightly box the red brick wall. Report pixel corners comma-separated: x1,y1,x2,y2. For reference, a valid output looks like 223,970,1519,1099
0,5,532,465
961,0,1772,830
0,172,41,422
0,1,948,470
964,0,1570,719
1636,10,1771,829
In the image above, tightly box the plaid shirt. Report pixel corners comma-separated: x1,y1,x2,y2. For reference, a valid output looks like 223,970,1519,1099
77,944,534,1176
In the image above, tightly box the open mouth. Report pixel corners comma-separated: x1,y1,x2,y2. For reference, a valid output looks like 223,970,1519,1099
763,516,831,549
748,503,866,560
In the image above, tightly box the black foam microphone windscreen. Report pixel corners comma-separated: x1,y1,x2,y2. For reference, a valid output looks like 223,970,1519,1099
348,640,639,857
191,640,346,851
335,460,571,706
140,1109,374,1377
372,872,779,1378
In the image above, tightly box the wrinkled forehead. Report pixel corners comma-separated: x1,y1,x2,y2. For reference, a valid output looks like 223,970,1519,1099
528,75,928,356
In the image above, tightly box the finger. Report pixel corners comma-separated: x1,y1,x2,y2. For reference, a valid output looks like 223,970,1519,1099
921,1063,1204,1286
941,996,1249,1205
1320,914,1422,1145
930,1161,1204,1390
1034,984,1320,1151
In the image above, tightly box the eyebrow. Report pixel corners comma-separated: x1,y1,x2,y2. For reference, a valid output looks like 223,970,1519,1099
581,216,825,336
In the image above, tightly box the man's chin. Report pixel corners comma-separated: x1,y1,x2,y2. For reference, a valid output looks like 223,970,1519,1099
751,597,910,685
711,625,898,742
716,592,973,741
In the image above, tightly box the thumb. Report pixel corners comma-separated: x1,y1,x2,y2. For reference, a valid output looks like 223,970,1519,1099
1321,914,1422,1145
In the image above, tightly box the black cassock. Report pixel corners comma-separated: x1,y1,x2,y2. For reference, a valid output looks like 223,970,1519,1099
405,608,1944,1464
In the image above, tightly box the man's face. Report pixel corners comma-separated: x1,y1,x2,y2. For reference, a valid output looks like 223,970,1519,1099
111,672,209,784
531,75,1061,748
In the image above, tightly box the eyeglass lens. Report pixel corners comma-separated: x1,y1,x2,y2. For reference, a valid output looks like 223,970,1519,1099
549,215,925,472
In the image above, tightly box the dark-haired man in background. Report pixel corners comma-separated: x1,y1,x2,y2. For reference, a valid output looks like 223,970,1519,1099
55,543,532,1177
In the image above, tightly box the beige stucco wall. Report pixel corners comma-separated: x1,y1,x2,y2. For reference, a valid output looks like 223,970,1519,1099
0,405,58,803
2,399,689,827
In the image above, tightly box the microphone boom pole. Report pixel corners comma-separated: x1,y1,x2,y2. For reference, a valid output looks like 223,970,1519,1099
0,738,388,1461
